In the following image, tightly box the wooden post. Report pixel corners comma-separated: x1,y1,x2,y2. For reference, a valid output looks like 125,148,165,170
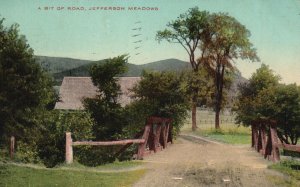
261,125,267,155
137,123,151,159
10,136,15,160
164,123,170,148
168,124,173,144
153,124,162,153
264,130,272,159
257,125,263,152
251,124,255,148
253,125,258,150
65,132,73,164
148,125,155,152
160,124,166,148
270,122,280,162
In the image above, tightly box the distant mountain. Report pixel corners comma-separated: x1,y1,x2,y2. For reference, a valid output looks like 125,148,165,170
35,56,190,85
35,56,247,107
35,56,97,74
140,58,190,71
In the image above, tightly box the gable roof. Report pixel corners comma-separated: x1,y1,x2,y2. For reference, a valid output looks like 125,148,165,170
54,77,140,110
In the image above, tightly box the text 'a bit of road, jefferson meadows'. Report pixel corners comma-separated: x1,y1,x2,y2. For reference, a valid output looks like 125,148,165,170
41,6,159,11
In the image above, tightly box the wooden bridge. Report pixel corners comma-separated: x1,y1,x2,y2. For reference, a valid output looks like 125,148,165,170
251,119,300,162
65,116,173,164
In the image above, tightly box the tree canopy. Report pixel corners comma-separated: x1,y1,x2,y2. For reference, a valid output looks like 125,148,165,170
131,71,190,134
157,7,259,129
84,55,128,140
234,64,300,144
0,19,56,142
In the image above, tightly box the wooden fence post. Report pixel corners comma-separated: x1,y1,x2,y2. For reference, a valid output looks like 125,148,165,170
10,136,15,160
270,123,280,162
261,126,267,155
65,132,73,164
251,124,255,148
137,123,151,159
153,124,162,153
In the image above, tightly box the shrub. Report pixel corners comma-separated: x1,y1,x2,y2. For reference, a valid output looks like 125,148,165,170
37,111,94,168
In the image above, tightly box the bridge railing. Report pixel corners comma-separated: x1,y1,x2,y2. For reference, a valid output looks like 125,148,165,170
65,116,173,164
251,119,300,162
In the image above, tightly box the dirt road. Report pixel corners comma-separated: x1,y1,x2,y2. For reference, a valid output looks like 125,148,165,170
133,135,282,187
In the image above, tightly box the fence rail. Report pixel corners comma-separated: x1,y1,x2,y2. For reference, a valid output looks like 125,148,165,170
65,116,173,164
72,139,145,146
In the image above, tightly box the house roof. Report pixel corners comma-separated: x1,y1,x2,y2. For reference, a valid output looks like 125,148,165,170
54,77,140,110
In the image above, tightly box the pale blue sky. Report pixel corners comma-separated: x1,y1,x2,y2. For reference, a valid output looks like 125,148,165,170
1,0,300,83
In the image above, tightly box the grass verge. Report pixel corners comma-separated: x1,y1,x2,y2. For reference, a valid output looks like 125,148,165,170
268,160,300,187
0,162,145,187
183,125,251,145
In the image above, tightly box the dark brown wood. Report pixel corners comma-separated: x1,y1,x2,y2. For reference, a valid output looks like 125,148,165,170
260,126,267,155
164,123,170,148
73,139,145,146
264,132,272,159
251,124,255,148
277,143,300,152
251,120,280,162
257,127,262,152
153,124,162,153
137,123,151,159
270,123,280,162
168,124,173,144
149,125,156,152
160,124,166,148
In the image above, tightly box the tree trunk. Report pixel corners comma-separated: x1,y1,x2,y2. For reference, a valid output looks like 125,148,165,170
192,102,197,131
214,63,224,130
215,109,220,129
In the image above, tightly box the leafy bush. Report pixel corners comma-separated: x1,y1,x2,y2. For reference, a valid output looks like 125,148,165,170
37,111,94,168
131,71,190,135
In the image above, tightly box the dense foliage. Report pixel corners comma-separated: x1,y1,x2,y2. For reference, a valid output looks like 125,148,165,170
234,64,300,144
132,71,190,134
0,19,56,145
157,7,259,129
84,55,128,141
37,111,94,167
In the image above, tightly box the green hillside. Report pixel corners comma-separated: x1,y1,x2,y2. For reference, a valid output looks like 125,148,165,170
35,56,96,74
35,55,247,106
140,58,190,71
36,56,191,85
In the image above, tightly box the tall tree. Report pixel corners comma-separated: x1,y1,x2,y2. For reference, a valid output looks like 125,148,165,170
131,71,190,134
156,7,210,131
234,64,300,144
83,55,128,140
234,64,280,126
274,84,300,145
0,19,56,143
202,13,259,129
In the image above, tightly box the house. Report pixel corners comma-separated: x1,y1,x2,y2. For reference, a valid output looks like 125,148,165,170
54,77,141,110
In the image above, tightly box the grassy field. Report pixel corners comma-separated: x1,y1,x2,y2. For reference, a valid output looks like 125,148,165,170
268,160,300,187
0,161,145,187
193,127,251,144
182,109,251,144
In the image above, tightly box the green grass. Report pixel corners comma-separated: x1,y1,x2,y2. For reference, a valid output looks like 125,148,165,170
195,127,251,144
268,160,300,187
182,109,251,144
58,160,143,171
182,122,251,145
0,162,145,187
